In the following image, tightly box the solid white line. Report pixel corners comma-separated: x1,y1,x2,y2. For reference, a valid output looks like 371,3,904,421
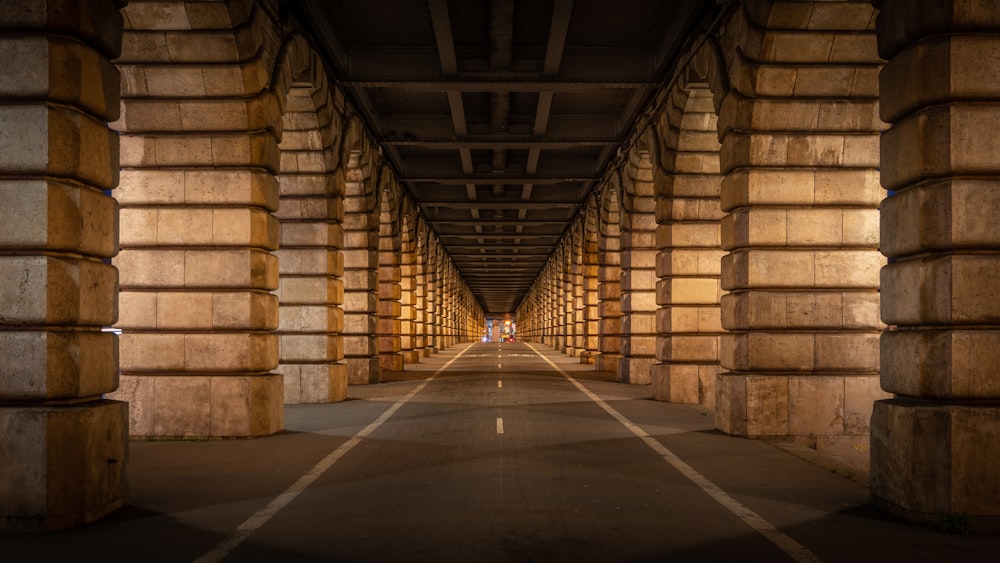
524,343,822,563
192,344,475,563
496,417,504,434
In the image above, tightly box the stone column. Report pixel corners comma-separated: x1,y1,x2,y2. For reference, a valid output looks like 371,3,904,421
555,248,568,352
596,190,623,372
400,212,418,363
562,246,576,355
113,1,282,437
872,0,1000,530
414,223,429,357
342,152,379,384
425,238,438,353
618,150,658,384
715,2,886,466
442,262,454,349
570,227,585,357
545,264,557,348
376,186,402,371
517,291,531,342
652,86,725,408
581,205,600,363
433,242,444,352
275,84,347,405
0,0,127,531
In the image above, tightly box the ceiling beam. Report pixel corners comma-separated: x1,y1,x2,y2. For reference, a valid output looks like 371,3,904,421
438,219,566,228
438,236,557,242
385,138,616,149
444,245,554,250
420,201,578,209
403,176,597,184
343,77,655,91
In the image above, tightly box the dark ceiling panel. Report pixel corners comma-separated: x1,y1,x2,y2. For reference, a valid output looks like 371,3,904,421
289,0,716,314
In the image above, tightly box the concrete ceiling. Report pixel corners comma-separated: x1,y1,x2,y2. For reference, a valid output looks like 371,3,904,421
289,0,715,314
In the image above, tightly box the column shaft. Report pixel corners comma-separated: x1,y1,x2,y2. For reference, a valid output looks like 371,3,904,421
0,0,127,531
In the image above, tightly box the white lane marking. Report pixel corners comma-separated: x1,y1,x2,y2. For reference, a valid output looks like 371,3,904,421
496,417,504,434
524,343,822,563
192,344,475,563
497,380,503,389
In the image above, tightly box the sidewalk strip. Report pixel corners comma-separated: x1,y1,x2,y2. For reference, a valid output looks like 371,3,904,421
524,343,822,563
192,344,475,563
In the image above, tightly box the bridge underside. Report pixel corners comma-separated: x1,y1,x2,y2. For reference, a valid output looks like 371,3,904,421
0,0,999,535
2,343,999,559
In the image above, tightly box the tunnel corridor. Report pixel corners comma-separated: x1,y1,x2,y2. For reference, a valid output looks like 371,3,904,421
3,342,1000,561
1,0,1000,540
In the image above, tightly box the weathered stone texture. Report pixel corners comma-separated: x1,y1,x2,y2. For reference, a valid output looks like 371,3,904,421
872,0,1000,529
0,0,126,532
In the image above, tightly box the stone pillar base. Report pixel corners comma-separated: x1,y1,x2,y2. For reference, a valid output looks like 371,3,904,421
594,354,620,373
617,357,654,384
715,372,884,436
871,399,1000,533
113,374,283,438
0,400,127,533
715,372,886,471
401,351,421,364
283,364,347,404
345,357,380,384
651,364,720,409
379,353,404,372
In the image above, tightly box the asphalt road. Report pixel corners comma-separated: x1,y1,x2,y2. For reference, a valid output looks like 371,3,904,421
2,341,998,562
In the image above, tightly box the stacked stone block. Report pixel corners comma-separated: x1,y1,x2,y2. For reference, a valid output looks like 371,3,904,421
618,150,658,384
274,84,346,405
544,262,556,348
596,189,623,372
399,213,419,363
714,1,886,466
112,1,283,436
556,248,569,352
441,262,453,349
376,183,403,371
871,0,1000,530
0,0,127,531
342,150,380,383
426,238,440,353
580,204,601,363
652,86,726,408
414,225,429,357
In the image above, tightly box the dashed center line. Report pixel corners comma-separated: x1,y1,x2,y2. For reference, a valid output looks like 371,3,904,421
523,342,821,563
192,344,475,563
496,417,504,434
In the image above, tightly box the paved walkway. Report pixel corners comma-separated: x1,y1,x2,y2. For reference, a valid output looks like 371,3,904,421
2,342,998,562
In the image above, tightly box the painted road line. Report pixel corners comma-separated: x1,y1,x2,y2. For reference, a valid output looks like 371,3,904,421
192,344,476,563
496,417,504,434
524,342,822,563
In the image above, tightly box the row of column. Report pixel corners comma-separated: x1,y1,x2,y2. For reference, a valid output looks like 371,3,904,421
4,0,1000,535
522,0,885,465
0,0,484,531
518,0,1000,531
